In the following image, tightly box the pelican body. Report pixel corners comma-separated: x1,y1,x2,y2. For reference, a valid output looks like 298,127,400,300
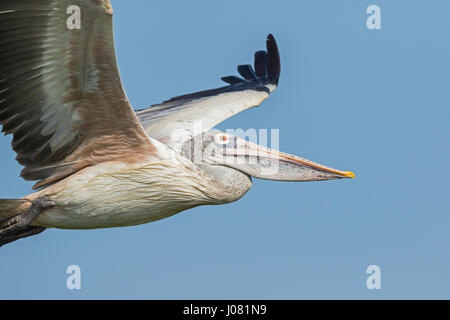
0,0,354,246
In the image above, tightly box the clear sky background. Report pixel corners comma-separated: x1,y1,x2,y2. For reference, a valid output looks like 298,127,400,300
0,0,449,299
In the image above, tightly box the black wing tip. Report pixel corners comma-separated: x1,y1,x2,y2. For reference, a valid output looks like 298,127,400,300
266,34,280,85
237,64,258,81
221,33,280,87
221,76,245,85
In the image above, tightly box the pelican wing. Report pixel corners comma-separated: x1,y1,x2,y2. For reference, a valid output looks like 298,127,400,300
136,34,281,149
0,0,156,189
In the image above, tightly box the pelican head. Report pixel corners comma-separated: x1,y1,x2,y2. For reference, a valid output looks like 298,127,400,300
181,129,354,197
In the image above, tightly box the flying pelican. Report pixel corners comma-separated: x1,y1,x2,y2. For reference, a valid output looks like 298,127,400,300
0,0,354,247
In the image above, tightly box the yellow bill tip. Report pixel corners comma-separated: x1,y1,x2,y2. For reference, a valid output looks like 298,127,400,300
344,171,355,178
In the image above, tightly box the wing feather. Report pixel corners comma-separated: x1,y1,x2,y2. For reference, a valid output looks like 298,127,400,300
136,34,281,149
0,0,155,189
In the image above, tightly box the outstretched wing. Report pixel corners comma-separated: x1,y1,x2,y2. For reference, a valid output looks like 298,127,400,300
136,34,281,150
0,0,156,189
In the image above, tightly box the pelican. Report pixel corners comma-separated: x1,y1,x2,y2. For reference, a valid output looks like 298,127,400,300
0,0,354,247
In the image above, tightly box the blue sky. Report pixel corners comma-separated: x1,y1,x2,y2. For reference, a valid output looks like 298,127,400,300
1,0,449,299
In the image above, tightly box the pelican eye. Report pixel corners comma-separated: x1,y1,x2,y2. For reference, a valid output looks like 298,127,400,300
214,134,230,145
